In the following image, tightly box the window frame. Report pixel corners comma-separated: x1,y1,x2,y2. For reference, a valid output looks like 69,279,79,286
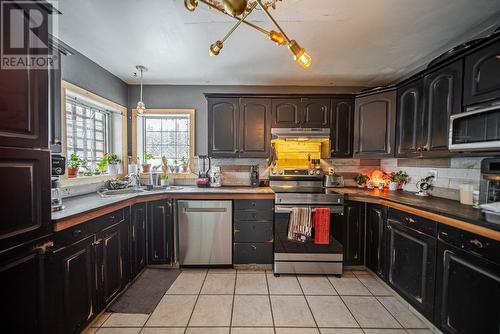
60,80,128,185
132,108,196,175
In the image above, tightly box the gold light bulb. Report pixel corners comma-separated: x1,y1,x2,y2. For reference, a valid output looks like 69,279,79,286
297,51,312,68
288,40,312,69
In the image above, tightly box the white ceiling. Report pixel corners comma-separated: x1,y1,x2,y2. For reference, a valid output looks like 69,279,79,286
56,0,500,86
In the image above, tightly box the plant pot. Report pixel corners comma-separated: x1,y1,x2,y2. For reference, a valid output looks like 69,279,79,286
160,179,169,187
68,167,78,178
108,164,120,175
357,183,365,188
389,181,398,191
174,166,180,173
397,183,404,190
142,164,151,173
181,165,188,173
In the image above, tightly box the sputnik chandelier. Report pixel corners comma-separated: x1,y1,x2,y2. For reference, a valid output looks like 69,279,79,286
184,0,312,68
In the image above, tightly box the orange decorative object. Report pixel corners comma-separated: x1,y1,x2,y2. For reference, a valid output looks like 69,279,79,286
371,169,386,186
313,208,330,245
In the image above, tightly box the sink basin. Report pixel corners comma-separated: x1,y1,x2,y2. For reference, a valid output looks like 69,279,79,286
98,188,147,197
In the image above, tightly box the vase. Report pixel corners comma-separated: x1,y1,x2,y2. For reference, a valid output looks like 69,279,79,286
108,164,120,175
68,167,78,178
389,181,398,191
160,179,168,187
142,164,151,173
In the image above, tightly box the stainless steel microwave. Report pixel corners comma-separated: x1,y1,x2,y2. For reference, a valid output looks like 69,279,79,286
449,102,500,151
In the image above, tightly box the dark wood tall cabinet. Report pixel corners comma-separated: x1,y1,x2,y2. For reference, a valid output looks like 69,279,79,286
131,203,147,276
353,89,397,158
331,99,355,158
334,201,365,266
366,204,387,279
147,200,173,265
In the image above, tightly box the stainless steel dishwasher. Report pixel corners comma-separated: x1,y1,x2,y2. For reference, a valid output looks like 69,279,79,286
177,200,232,265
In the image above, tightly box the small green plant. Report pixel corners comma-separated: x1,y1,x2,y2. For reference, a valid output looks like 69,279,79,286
390,170,410,185
107,153,121,165
96,154,109,172
68,153,81,169
354,174,370,186
143,152,154,164
160,174,169,181
180,156,188,167
161,156,168,167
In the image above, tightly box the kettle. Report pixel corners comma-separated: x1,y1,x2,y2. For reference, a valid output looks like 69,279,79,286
210,166,222,187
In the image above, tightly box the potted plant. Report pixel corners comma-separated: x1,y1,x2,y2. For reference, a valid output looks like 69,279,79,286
172,159,180,173
160,174,169,187
107,153,122,175
67,153,80,178
354,174,370,188
142,152,154,173
389,170,410,190
96,154,109,174
161,156,169,174
180,156,189,173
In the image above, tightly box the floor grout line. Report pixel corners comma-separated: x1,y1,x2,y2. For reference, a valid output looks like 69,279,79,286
264,271,277,334
183,269,208,334
296,273,320,332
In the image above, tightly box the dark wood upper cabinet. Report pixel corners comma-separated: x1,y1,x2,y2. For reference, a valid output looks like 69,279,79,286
354,89,396,158
239,98,271,158
464,39,500,106
208,98,240,157
271,98,301,127
422,60,463,153
147,200,173,265
331,99,354,158
0,147,51,250
301,98,331,127
396,79,424,157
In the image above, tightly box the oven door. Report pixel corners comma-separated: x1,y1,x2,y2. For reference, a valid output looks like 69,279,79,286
449,104,500,151
274,205,343,258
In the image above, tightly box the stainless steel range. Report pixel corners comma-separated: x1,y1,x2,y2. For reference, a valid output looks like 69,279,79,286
271,168,345,275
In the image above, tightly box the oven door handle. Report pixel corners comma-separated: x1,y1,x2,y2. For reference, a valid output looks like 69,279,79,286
274,205,343,214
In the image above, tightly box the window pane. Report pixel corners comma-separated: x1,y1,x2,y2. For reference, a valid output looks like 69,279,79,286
162,118,176,131
178,118,189,132
145,118,161,131
146,131,161,147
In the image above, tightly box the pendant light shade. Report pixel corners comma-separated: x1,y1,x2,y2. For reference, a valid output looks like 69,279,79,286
135,65,148,115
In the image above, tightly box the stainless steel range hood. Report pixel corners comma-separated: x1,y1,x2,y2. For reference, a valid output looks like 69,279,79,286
271,128,330,139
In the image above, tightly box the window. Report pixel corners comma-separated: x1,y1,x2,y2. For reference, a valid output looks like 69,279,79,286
65,97,110,163
143,114,190,165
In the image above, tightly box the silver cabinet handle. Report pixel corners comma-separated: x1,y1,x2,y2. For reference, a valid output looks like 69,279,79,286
469,239,484,249
184,208,227,213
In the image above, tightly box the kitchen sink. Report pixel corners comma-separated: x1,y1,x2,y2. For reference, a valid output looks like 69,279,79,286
98,186,184,198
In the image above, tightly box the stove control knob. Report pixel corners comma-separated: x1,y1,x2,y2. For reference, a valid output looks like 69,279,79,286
278,170,284,175
308,170,314,175
271,169,277,175
315,170,321,175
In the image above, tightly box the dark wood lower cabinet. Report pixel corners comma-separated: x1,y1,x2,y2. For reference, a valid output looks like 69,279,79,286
333,201,365,266
131,203,147,276
366,204,386,279
52,235,97,334
1,239,50,333
386,218,436,321
147,200,173,265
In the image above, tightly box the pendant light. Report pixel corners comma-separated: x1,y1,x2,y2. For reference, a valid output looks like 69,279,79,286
135,65,147,115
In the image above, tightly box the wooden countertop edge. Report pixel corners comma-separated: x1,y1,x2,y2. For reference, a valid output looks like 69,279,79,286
53,192,275,232
346,195,500,242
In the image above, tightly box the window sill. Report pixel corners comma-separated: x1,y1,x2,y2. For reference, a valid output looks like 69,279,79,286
60,174,122,187
140,172,198,179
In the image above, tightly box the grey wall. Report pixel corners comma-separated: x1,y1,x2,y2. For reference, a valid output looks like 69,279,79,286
61,51,128,107
127,85,363,156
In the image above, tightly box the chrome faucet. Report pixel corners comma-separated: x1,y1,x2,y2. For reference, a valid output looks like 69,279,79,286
127,172,141,188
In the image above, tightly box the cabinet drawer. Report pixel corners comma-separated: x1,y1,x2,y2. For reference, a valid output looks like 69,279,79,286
234,199,274,211
234,242,273,264
234,221,273,243
388,208,437,237
439,224,500,264
234,210,273,222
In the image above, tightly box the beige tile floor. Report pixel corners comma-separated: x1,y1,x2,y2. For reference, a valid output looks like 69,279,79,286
86,269,435,334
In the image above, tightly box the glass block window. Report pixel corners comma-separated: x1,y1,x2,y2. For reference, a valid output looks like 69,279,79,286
143,114,190,165
66,98,110,163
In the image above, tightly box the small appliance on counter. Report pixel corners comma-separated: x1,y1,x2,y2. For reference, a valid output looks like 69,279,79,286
250,165,259,187
196,155,211,187
479,158,500,204
51,154,66,212
324,167,344,188
209,166,222,187
416,175,434,197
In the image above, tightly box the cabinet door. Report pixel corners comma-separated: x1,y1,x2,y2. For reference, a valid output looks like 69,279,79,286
396,80,423,157
354,90,396,157
366,204,386,279
0,147,51,250
301,98,331,127
464,40,500,106
53,235,96,334
0,56,48,148
342,202,365,266
387,220,436,320
131,203,147,277
331,99,354,158
208,98,240,157
1,242,49,333
435,240,500,334
271,98,301,127
422,60,463,153
98,221,126,306
147,200,173,265
239,98,271,158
